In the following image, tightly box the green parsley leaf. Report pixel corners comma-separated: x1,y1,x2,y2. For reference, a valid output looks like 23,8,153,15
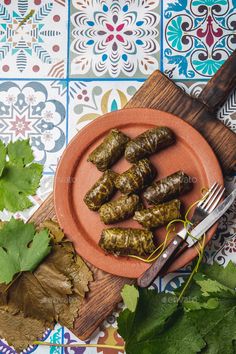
0,218,51,284
0,139,43,212
121,285,139,312
0,140,6,177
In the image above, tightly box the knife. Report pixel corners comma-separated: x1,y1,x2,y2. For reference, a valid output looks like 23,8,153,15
137,188,236,288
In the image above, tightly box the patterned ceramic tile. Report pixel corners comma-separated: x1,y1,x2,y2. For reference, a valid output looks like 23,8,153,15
68,80,143,140
0,324,62,354
175,80,207,96
160,271,190,293
162,0,236,80
70,0,160,78
175,80,236,132
0,0,68,78
218,88,236,132
0,0,236,353
0,80,67,173
205,176,236,266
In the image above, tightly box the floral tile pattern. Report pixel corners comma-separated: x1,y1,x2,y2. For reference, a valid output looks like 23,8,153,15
68,80,142,140
70,0,160,78
0,80,67,173
163,0,236,79
0,0,235,353
0,0,68,78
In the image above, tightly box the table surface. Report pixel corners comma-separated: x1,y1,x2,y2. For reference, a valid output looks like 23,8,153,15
0,1,235,353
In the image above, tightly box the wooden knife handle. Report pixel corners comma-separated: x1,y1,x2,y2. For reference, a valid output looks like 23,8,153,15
198,50,236,113
137,235,185,288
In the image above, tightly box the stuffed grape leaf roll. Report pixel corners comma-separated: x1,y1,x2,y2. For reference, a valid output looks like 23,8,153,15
144,171,192,205
125,127,175,163
88,129,130,171
133,199,181,229
99,228,156,256
84,170,118,211
99,194,142,224
115,159,156,194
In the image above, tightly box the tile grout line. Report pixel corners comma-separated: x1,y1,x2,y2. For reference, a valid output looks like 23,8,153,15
66,0,71,79
160,0,163,73
65,0,71,146
0,77,210,82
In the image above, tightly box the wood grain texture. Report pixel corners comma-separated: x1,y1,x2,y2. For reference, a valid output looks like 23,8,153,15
28,51,236,340
199,50,236,112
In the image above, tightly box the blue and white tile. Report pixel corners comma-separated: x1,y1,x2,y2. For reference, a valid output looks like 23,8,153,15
0,0,68,78
0,80,67,174
160,271,191,293
162,0,236,80
68,80,142,141
70,0,160,78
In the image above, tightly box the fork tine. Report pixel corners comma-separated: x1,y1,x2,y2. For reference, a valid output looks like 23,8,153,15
201,183,220,209
197,182,218,207
208,187,225,213
204,185,224,211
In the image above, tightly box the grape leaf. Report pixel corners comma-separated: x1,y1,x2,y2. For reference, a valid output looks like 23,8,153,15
0,139,43,212
0,308,50,353
121,284,139,312
118,289,205,354
0,218,51,284
198,261,236,290
118,262,236,354
194,273,236,298
0,232,93,352
7,139,34,166
187,302,236,354
185,262,236,354
0,140,6,177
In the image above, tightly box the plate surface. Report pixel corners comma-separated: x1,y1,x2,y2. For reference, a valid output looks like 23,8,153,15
54,108,223,278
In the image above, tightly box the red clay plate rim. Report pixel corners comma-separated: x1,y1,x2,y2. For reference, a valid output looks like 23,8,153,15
54,108,223,278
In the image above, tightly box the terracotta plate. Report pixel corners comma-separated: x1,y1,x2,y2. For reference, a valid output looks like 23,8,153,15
54,108,223,278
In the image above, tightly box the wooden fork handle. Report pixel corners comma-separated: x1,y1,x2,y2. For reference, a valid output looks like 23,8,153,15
137,235,185,288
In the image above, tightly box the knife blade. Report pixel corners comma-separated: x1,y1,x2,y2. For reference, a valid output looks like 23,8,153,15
186,188,236,247
137,188,236,288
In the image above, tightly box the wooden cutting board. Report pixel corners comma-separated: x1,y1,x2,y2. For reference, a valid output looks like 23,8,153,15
29,50,236,340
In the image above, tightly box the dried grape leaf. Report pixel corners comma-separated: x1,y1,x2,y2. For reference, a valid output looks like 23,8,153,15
58,243,93,295
0,308,51,353
0,139,43,212
0,220,92,352
7,243,92,324
57,293,82,329
40,219,65,243
8,272,55,322
0,218,51,284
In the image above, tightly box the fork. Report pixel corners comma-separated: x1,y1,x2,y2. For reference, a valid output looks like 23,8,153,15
137,182,225,288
